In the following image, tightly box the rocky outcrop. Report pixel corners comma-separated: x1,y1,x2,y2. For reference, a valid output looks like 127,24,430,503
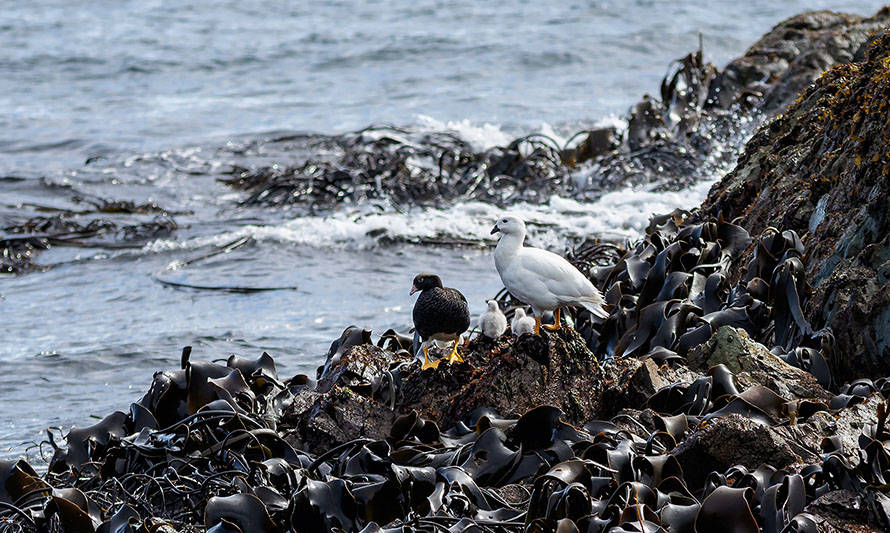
687,326,829,400
10,245,890,532
707,9,890,114
283,327,604,452
700,26,890,385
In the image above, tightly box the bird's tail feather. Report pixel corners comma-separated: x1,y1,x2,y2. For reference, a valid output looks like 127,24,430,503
578,297,610,319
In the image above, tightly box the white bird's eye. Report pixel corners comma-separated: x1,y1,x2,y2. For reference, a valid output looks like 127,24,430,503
502,218,507,223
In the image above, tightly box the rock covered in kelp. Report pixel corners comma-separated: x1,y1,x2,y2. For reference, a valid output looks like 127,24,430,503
8,312,890,531
699,25,890,385
21,205,877,530
707,9,890,114
283,326,604,452
687,326,829,400
567,207,836,397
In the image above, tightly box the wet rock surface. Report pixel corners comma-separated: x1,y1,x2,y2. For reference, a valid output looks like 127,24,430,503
707,9,890,115
687,326,829,401
699,19,890,386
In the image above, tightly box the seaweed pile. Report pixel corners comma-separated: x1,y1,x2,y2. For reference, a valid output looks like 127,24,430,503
216,45,737,212
567,212,833,388
3,214,890,531
1,193,178,274
218,76,732,212
218,9,890,216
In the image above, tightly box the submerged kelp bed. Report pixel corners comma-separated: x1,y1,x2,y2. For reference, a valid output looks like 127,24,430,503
218,69,736,212
0,192,179,274
4,9,886,274
3,215,890,532
217,9,890,215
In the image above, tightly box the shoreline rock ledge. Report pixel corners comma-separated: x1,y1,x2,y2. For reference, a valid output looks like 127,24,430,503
699,24,890,386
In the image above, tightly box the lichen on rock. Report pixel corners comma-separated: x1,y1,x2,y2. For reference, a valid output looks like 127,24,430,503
700,22,890,385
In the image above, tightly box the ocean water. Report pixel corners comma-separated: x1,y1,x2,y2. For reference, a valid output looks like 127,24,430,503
1,0,885,459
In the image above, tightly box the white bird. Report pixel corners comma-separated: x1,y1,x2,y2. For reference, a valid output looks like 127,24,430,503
511,308,536,336
491,215,609,334
479,300,508,338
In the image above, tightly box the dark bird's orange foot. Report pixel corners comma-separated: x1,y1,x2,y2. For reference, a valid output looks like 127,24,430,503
443,340,463,364
420,346,439,371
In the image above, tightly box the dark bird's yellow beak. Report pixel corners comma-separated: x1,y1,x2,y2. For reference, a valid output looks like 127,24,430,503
410,285,419,295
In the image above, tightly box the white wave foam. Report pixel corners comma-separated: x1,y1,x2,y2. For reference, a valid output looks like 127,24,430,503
145,177,718,254
414,115,514,151
414,114,629,152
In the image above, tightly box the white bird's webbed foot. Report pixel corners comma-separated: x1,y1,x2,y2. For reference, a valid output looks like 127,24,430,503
541,307,562,331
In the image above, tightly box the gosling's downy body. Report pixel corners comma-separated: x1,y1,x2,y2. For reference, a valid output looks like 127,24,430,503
480,300,508,339
511,308,536,336
492,215,608,333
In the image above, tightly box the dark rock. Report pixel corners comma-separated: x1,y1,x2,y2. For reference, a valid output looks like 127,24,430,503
316,341,410,395
706,9,890,114
600,357,698,418
804,490,873,532
687,326,829,400
282,327,604,452
284,386,398,453
806,395,883,465
699,27,890,384
672,414,813,489
284,343,412,451
439,327,603,426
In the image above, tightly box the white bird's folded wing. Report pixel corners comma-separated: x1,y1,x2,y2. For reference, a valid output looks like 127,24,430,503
516,248,597,300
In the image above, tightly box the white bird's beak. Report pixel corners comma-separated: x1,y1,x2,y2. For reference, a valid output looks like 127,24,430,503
490,225,500,235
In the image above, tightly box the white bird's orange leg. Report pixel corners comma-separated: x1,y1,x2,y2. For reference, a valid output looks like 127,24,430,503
443,339,463,364
421,346,439,370
542,307,562,331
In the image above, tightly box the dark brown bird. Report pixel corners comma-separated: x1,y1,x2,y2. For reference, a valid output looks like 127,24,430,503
411,273,470,370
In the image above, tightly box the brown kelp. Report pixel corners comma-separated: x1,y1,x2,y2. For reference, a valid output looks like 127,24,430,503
1,195,178,274
3,214,890,531
561,212,833,390
3,344,890,531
